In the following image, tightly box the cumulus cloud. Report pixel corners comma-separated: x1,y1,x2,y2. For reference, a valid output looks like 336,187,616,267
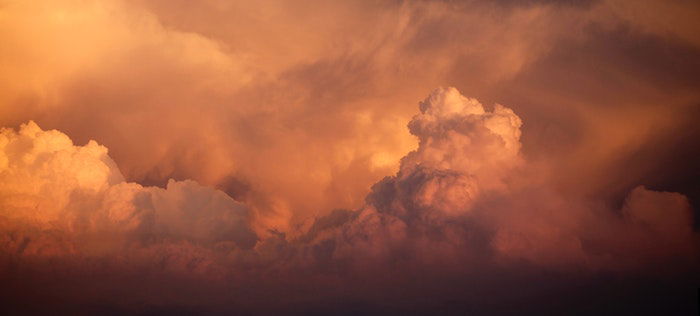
299,88,698,274
364,87,522,224
1,0,700,313
2,0,695,236
0,87,698,313
0,122,257,275
0,0,633,232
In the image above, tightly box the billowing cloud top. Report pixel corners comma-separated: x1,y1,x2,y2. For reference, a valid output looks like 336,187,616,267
0,121,257,276
304,87,697,273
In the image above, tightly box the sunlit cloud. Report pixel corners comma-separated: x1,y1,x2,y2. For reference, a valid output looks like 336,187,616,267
1,0,699,313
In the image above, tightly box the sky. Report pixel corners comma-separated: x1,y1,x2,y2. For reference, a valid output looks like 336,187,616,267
1,0,699,314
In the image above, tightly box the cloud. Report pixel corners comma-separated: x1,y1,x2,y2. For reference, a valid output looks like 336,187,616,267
299,87,698,273
0,0,606,233
0,121,257,276
3,0,697,237
1,0,700,313
365,87,522,223
0,87,698,313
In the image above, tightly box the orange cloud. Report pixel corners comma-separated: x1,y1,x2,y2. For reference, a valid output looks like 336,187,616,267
1,0,700,313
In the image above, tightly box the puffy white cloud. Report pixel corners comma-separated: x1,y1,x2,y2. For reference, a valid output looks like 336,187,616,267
0,121,256,270
303,87,698,272
406,87,522,178
369,87,523,221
